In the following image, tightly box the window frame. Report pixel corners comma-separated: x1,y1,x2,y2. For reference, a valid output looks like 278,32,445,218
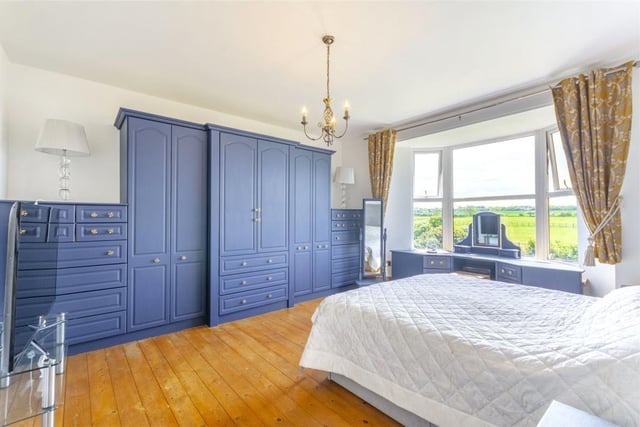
411,126,578,262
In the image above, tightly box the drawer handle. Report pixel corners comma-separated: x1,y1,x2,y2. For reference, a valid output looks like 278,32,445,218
324,244,329,249
90,212,98,218
267,276,273,281
508,270,513,275
90,229,99,235
430,260,435,265
241,299,247,305
241,280,248,285
267,259,273,264
241,261,248,267
179,255,187,261
439,260,444,265
153,258,161,263
501,268,505,273
267,294,273,299
19,229,27,235
296,246,301,250
335,237,340,240
106,250,115,256
107,229,114,235
107,211,115,218
20,210,28,217
304,245,309,250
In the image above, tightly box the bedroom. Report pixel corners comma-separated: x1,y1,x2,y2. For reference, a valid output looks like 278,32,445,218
0,1,638,426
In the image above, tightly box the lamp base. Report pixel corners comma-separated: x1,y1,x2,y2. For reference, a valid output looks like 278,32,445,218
340,183,347,208
59,154,71,201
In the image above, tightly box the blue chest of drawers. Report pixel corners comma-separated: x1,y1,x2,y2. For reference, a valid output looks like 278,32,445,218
13,202,128,351
331,209,362,288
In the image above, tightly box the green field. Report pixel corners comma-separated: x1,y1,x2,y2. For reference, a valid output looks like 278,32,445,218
414,206,578,261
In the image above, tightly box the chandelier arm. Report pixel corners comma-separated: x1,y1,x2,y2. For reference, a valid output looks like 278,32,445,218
302,124,325,142
333,119,350,139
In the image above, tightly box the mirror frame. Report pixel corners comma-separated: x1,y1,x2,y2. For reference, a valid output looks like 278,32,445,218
361,198,384,278
473,212,501,248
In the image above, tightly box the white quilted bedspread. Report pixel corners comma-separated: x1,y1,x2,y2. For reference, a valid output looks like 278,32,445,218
299,274,640,426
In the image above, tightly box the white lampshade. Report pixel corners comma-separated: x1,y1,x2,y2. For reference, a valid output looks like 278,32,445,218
35,119,90,156
334,166,355,185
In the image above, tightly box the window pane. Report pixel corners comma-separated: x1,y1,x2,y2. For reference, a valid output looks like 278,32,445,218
453,137,535,198
453,201,536,257
549,196,578,262
413,152,440,198
549,131,573,191
413,202,442,250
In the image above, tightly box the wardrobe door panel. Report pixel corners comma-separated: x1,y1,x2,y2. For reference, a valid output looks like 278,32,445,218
220,133,257,256
258,140,289,252
127,118,171,268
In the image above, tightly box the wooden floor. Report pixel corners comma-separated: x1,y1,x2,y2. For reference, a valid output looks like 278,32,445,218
14,298,401,426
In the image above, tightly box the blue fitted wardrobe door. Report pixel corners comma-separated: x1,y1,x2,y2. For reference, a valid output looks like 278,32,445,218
258,140,289,252
312,152,332,291
220,133,257,256
171,126,208,321
126,118,171,331
291,149,313,296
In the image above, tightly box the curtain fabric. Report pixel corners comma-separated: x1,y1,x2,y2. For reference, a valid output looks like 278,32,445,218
551,61,633,265
367,129,397,215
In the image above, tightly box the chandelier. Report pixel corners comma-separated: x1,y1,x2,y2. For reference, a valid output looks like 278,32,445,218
301,35,350,146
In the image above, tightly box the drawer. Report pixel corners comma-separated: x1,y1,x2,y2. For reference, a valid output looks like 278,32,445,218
497,263,522,283
18,223,47,242
332,243,360,259
332,220,361,231
76,205,127,223
220,252,288,275
18,241,127,270
423,255,451,270
332,230,359,245
332,270,359,288
332,256,360,274
48,204,75,223
47,223,74,242
15,310,127,349
332,209,362,220
15,287,127,327
18,203,49,223
220,268,288,295
76,223,127,241
16,264,127,298
220,285,288,315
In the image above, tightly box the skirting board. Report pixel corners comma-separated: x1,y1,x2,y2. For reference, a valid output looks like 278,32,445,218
327,372,436,427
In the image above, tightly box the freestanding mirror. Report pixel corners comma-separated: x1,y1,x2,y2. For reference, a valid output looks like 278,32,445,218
362,198,385,279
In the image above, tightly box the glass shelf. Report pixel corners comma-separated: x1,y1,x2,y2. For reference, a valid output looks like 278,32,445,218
0,314,66,427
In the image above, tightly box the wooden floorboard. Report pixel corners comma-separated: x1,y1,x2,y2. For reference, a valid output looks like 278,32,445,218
49,298,402,426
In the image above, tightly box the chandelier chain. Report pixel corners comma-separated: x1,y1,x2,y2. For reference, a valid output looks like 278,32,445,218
326,42,331,100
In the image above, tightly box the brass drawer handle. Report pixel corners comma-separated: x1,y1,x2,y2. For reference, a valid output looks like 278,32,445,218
20,210,28,217
107,229,114,235
90,229,99,235
241,299,247,305
90,212,98,218
106,250,115,256
153,258,160,263
19,229,27,235
107,211,115,218
179,255,187,261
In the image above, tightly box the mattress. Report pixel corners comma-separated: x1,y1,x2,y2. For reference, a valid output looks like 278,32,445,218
299,274,640,426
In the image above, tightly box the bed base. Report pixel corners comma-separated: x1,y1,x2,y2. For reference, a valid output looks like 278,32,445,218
327,372,436,427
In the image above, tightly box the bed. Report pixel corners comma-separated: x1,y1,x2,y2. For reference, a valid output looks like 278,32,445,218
299,274,640,426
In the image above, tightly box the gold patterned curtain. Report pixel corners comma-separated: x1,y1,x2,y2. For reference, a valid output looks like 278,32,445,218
551,61,633,265
368,129,397,215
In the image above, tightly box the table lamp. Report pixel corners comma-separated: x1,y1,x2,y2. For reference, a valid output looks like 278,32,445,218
35,119,90,200
334,166,355,208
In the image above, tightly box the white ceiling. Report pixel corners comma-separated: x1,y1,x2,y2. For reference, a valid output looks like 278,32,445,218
0,1,638,140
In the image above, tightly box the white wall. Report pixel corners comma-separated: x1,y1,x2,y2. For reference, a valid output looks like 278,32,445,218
0,44,8,198
5,61,345,205
339,135,371,208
